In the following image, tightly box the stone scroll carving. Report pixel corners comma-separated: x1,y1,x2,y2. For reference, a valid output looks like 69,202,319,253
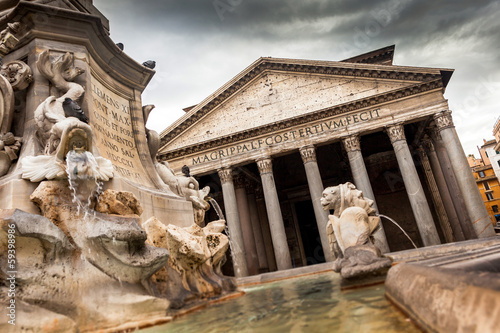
321,182,392,279
21,50,113,182
0,59,33,91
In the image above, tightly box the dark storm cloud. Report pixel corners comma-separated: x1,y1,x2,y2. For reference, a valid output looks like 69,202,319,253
93,0,500,155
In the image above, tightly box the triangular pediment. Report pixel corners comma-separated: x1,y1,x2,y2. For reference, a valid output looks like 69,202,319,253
160,54,452,154
164,71,419,151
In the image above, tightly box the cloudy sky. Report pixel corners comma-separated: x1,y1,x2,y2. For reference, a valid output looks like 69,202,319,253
93,0,500,156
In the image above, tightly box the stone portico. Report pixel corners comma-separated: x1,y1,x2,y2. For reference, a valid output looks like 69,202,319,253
159,46,495,277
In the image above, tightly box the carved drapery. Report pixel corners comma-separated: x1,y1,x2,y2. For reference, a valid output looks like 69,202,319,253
299,145,317,164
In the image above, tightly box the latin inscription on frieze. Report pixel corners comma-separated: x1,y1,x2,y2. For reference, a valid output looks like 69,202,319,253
90,77,147,183
192,109,380,165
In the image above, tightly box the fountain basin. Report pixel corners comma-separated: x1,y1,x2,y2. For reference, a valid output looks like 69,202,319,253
386,237,500,333
139,270,420,333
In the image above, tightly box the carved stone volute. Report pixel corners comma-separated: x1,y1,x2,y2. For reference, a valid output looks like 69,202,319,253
0,60,33,91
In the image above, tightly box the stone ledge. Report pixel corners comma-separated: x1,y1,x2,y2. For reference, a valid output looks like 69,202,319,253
386,236,500,264
236,262,332,287
385,241,500,333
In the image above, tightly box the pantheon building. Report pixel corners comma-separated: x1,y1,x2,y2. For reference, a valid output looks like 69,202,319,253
158,46,495,277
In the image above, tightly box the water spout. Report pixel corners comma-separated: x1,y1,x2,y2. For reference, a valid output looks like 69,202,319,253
207,198,246,276
208,198,225,220
378,214,418,249
65,150,103,215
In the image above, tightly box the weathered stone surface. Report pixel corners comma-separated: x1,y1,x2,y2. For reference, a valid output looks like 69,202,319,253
142,217,236,307
29,180,168,283
0,205,171,331
166,72,412,151
333,244,391,279
96,189,144,216
0,132,21,177
0,299,77,333
0,208,74,257
386,262,500,333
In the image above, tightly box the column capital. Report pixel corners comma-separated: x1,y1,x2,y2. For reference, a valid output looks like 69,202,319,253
256,157,273,175
433,110,454,131
386,123,406,144
426,125,442,142
416,145,427,159
342,134,361,152
218,167,233,184
299,145,317,164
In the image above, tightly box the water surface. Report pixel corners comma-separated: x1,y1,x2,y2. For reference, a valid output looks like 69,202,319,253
141,272,419,333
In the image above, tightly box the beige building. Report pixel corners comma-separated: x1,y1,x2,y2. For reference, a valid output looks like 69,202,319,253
158,46,495,277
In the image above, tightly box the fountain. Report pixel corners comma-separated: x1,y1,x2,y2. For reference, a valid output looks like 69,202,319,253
1,2,500,333
0,2,237,331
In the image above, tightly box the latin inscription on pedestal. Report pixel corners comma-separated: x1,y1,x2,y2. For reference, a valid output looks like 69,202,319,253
90,76,149,184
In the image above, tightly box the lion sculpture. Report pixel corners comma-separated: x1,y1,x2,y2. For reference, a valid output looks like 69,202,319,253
321,182,392,279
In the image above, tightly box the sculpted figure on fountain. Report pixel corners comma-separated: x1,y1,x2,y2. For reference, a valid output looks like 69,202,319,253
321,182,392,279
21,50,113,182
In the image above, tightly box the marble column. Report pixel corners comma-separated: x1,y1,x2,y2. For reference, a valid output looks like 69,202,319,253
416,145,455,243
234,175,259,275
422,136,465,241
217,168,249,277
433,111,495,238
246,184,269,272
256,157,292,270
386,124,441,246
256,187,278,272
342,135,390,253
428,127,476,239
299,145,335,261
